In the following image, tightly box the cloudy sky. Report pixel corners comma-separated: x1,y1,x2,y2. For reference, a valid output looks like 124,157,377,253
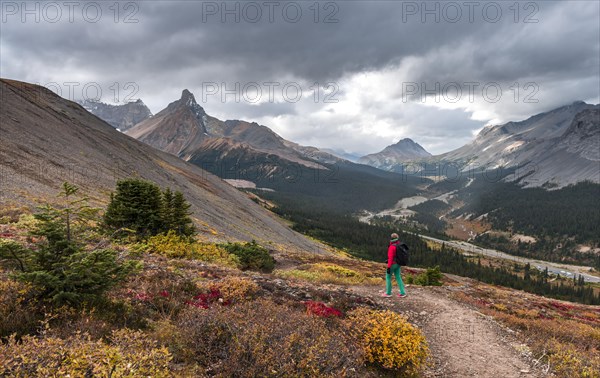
1,0,599,155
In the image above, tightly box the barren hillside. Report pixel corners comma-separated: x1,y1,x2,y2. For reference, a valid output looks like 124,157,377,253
0,79,326,252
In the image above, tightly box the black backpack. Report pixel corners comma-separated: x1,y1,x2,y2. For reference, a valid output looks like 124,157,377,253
394,242,409,266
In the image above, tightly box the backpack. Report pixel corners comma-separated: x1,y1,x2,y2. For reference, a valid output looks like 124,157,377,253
394,242,409,266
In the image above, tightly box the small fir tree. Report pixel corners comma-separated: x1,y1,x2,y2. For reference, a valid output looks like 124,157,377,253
0,182,139,305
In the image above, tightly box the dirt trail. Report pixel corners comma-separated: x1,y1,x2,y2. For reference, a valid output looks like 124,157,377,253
352,285,542,378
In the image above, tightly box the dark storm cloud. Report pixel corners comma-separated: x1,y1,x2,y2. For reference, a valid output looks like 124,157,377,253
4,1,582,83
1,0,598,155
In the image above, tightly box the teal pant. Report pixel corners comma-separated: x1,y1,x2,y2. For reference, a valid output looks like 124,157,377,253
386,264,406,295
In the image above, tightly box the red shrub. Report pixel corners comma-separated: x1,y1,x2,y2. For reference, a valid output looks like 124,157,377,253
185,288,230,309
304,301,343,318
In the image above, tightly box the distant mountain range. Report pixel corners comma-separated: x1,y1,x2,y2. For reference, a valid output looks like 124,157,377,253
125,89,337,173
358,138,432,170
80,89,598,190
78,99,152,131
123,89,421,212
353,102,599,188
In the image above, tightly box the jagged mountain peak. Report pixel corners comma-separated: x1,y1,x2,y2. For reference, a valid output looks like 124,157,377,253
159,89,206,118
126,90,332,169
78,97,152,132
180,88,196,104
125,89,211,156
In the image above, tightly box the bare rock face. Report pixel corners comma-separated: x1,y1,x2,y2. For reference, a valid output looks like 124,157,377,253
558,109,600,161
79,99,152,131
358,138,432,169
433,102,599,187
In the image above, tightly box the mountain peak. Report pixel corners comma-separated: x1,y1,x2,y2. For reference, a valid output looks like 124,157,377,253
177,89,206,118
394,138,417,146
181,89,196,103
358,138,431,169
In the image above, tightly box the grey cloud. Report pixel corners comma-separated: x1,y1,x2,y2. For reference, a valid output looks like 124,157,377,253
1,0,598,155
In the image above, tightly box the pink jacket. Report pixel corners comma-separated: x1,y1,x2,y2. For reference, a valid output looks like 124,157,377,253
387,241,399,268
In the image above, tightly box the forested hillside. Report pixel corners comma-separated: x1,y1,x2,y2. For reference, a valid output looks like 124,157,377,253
263,193,600,305
461,181,600,245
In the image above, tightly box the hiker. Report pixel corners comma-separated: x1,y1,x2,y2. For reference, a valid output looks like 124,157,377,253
382,233,407,298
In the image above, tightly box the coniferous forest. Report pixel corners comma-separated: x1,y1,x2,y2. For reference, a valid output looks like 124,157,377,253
455,180,600,267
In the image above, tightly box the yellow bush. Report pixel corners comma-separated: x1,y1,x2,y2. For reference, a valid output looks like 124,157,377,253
348,308,429,374
547,339,600,378
514,308,539,319
215,276,259,302
145,231,194,258
0,206,28,224
276,263,382,286
275,269,321,281
0,329,172,377
194,243,239,267
315,263,361,277
14,213,39,230
144,231,238,267
492,303,508,312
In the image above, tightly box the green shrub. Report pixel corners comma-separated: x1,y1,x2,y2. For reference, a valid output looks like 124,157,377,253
219,240,275,272
414,266,443,286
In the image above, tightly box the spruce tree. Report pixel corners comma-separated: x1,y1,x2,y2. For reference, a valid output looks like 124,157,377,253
171,191,195,236
161,188,175,232
105,179,196,237
104,179,165,236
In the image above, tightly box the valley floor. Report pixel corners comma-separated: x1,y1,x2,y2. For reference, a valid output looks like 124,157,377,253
419,234,600,283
